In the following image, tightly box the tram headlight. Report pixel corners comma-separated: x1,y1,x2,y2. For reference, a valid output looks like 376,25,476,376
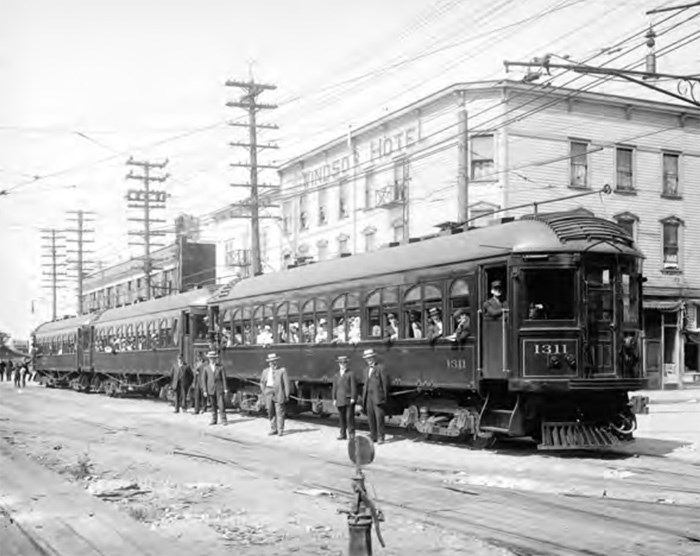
548,355,561,369
564,354,577,368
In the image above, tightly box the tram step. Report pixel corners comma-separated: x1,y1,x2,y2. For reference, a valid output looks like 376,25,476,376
479,426,510,434
538,422,625,451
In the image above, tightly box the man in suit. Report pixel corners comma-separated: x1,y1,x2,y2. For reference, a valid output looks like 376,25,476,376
170,354,193,413
331,355,357,440
426,307,444,345
483,280,505,318
361,348,388,444
203,350,228,425
259,353,290,436
447,309,471,347
191,351,208,415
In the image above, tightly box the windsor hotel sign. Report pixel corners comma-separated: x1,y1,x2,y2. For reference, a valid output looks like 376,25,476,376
301,122,421,187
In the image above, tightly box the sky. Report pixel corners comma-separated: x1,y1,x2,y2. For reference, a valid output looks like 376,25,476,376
0,0,698,339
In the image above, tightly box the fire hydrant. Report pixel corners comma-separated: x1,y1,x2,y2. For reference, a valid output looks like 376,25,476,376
341,436,385,556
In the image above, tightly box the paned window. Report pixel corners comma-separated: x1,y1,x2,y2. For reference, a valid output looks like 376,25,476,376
471,135,494,180
299,194,309,230
570,141,589,188
616,147,634,191
339,180,349,219
364,170,376,209
662,153,680,197
662,217,682,270
318,188,328,225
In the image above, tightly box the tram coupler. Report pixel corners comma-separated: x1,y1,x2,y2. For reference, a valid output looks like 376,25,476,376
339,466,385,556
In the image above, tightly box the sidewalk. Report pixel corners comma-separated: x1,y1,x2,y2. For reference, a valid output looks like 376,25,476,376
642,386,700,405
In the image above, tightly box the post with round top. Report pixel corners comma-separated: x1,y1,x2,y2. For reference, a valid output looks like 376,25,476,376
340,435,385,555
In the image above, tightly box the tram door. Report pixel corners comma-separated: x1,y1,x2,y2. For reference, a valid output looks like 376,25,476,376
480,265,509,379
584,263,615,376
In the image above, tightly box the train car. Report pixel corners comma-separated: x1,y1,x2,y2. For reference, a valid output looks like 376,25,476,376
210,210,648,450
33,287,215,396
33,313,101,389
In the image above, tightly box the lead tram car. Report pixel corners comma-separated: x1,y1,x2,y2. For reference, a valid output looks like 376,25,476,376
209,210,648,450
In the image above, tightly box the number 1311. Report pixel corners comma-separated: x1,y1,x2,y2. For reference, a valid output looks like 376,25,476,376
534,344,568,355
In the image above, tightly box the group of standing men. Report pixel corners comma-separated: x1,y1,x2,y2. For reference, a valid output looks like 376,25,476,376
0,359,29,387
168,347,389,445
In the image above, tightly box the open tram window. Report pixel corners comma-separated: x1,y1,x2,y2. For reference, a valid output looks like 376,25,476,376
239,306,252,345
300,299,316,343
586,265,613,323
219,309,232,346
366,290,382,339
315,298,329,343
347,293,360,344
424,284,444,342
331,294,347,343
448,279,471,336
253,306,273,346
621,270,640,326
383,287,400,340
522,269,576,320
403,286,423,339
228,309,243,345
274,303,288,343
192,313,208,341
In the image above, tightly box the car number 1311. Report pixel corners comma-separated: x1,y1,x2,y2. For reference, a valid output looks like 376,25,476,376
534,343,568,355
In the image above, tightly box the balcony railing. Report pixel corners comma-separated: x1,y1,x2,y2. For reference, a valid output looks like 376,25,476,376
226,248,251,267
374,181,406,208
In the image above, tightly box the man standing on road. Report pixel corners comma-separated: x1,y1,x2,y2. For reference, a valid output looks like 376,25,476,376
259,353,290,436
361,348,388,444
203,350,228,425
0,360,6,382
332,355,357,440
191,351,208,415
169,354,193,413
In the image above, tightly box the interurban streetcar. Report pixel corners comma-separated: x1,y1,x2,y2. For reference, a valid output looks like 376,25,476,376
32,210,648,450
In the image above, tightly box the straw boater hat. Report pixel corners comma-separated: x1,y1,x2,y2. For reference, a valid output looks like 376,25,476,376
206,350,218,358
362,348,376,359
429,307,440,316
336,355,348,362
266,353,280,363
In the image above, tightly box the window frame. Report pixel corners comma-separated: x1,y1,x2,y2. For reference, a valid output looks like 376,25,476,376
660,216,684,273
470,134,496,181
615,145,636,193
661,151,681,199
569,139,590,189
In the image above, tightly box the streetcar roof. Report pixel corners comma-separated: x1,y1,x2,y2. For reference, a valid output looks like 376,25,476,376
212,212,642,305
33,313,99,337
93,287,215,329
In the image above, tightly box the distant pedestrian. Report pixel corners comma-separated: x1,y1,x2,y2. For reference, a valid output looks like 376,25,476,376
20,361,28,388
259,353,290,436
13,361,21,388
169,354,193,413
191,351,208,415
0,360,6,382
332,355,357,440
203,350,228,425
8,360,14,384
361,349,388,444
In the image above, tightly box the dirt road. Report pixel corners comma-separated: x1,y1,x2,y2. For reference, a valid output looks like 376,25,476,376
1,382,699,555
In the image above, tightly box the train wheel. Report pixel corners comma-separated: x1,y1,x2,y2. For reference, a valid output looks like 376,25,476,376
465,432,496,450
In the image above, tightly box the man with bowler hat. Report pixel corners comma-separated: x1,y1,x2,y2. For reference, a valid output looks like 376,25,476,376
331,355,357,440
259,353,290,436
170,354,193,413
361,348,388,444
203,350,228,425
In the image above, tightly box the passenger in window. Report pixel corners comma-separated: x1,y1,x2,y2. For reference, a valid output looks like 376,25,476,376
483,280,504,318
447,309,471,346
333,318,347,343
289,322,300,343
348,316,361,345
277,323,288,343
408,311,423,339
528,302,547,320
257,325,273,346
385,313,399,341
426,307,443,345
315,319,329,343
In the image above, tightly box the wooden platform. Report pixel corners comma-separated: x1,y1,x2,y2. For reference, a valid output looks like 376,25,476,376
0,441,192,556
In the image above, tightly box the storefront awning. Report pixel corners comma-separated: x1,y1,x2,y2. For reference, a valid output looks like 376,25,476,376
643,300,682,312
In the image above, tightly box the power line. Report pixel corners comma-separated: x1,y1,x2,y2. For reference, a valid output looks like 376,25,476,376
39,229,67,321
64,210,96,315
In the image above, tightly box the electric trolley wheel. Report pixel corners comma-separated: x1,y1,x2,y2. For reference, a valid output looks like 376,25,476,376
466,433,497,450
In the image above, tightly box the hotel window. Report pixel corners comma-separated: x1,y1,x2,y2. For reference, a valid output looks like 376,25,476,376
339,179,349,219
317,240,329,261
364,227,377,252
615,146,634,192
662,153,680,197
470,135,494,180
392,157,409,200
613,212,638,241
364,170,376,209
299,194,309,230
337,234,350,256
661,216,683,271
570,141,589,188
318,188,328,225
282,201,293,235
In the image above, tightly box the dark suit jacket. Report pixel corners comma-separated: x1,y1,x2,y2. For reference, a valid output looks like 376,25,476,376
483,296,504,318
170,361,193,389
203,362,227,396
259,366,290,403
331,370,357,406
361,363,387,408
454,318,471,345
192,360,207,391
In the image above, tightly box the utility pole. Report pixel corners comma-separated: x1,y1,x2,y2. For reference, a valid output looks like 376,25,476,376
65,210,96,315
40,229,67,321
126,157,169,301
456,91,469,222
226,75,280,276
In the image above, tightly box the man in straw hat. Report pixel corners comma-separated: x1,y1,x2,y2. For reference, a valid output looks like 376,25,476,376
331,355,357,440
360,348,388,444
203,350,228,425
259,353,290,436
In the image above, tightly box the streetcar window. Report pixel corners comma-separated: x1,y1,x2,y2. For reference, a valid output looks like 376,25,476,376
275,303,289,343
288,302,301,343
315,298,329,343
522,269,575,320
424,285,444,341
621,273,640,325
366,290,381,338
229,309,243,345
331,295,347,343
192,314,207,341
383,287,399,340
347,293,360,344
403,286,423,339
253,306,273,346
449,279,471,334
